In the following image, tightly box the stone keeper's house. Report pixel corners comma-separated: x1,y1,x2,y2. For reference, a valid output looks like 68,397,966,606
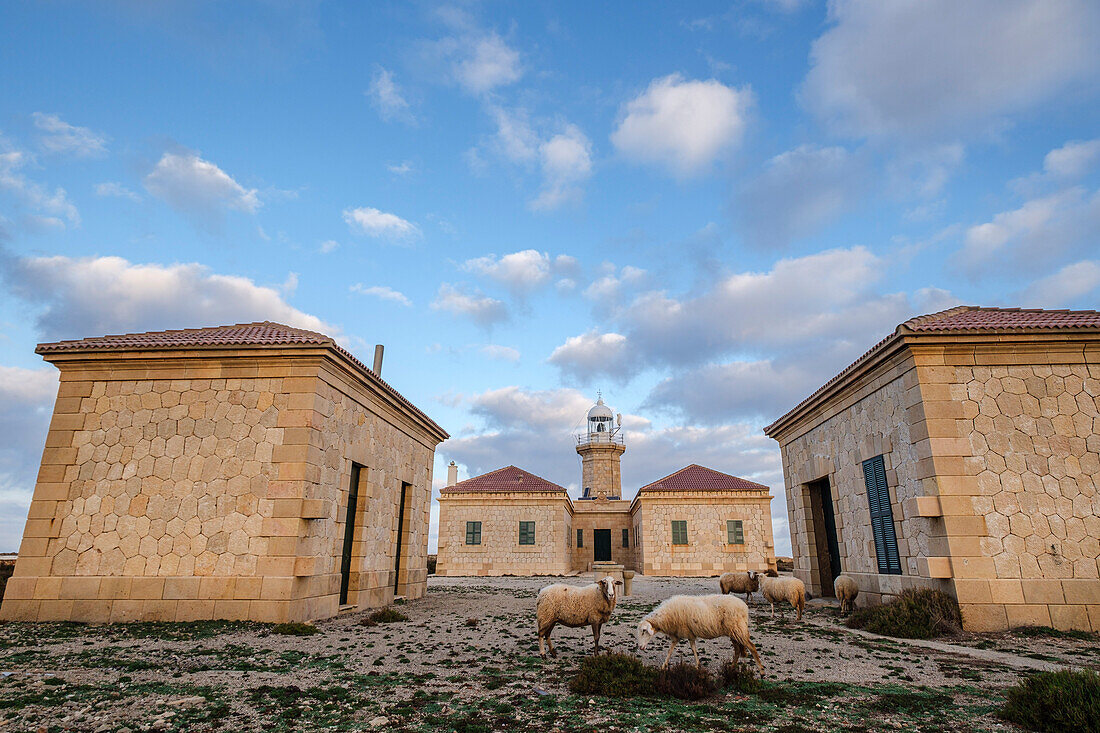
765,306,1100,632
436,398,777,577
0,323,448,624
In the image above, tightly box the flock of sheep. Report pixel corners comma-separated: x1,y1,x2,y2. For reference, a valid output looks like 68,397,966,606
535,571,860,674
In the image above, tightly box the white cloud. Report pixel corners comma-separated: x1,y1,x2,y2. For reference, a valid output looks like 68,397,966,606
736,144,868,247
611,73,752,177
367,66,415,124
487,106,538,163
480,344,520,362
958,187,1100,278
430,283,507,327
531,124,593,210
1,253,334,342
462,249,551,294
583,265,648,306
802,0,1100,139
94,181,141,202
0,148,80,227
342,206,421,241
646,360,823,423
319,239,339,253
350,283,412,307
0,366,59,552
1042,139,1100,179
144,151,260,230
32,112,107,157
387,160,415,176
1019,261,1100,308
547,330,632,382
453,33,522,94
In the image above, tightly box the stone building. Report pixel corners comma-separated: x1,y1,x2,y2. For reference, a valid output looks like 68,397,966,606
436,398,776,577
0,322,448,624
764,306,1100,632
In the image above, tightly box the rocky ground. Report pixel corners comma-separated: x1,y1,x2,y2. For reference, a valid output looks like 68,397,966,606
1,574,1096,732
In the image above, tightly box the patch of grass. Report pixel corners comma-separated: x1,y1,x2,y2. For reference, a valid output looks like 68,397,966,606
272,622,320,636
568,653,657,698
864,687,953,715
1013,625,1099,642
653,663,717,701
1000,670,1100,733
846,588,961,639
359,608,408,627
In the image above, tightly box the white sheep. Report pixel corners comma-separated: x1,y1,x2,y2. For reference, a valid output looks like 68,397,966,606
637,594,764,673
536,576,622,658
718,571,759,602
834,575,858,615
759,575,806,621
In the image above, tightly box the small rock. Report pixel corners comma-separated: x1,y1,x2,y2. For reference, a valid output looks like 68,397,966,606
368,716,389,727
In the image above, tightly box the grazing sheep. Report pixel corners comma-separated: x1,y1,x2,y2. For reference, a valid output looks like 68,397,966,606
759,575,806,621
536,576,622,658
834,575,859,614
718,571,759,602
637,594,764,673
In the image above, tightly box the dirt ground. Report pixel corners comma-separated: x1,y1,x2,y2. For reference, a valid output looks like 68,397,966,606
1,574,1096,732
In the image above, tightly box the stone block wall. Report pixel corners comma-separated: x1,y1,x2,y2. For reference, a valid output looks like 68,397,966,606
570,501,635,570
577,442,625,497
435,492,571,576
631,493,775,576
0,350,442,623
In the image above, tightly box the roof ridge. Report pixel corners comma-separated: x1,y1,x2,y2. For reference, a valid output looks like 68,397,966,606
442,465,567,494
638,463,768,493
901,305,974,330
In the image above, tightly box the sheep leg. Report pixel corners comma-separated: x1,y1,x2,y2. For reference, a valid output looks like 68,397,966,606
662,638,679,669
591,622,601,654
730,640,742,669
745,638,764,674
690,639,701,669
539,623,557,658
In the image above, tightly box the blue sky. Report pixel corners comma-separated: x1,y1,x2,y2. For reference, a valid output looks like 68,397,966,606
2,0,1099,555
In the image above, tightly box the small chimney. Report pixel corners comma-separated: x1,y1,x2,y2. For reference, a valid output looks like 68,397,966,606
372,344,384,376
447,461,458,487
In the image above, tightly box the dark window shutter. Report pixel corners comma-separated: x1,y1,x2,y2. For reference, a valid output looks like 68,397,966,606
577,529,583,548
863,455,901,574
622,528,630,548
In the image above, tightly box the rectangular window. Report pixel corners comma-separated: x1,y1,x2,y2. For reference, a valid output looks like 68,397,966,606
577,529,583,548
727,519,744,545
863,455,901,575
622,528,630,548
671,520,688,545
465,521,481,545
519,521,536,545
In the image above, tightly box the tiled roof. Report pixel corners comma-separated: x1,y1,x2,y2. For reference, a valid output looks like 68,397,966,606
637,464,769,493
441,465,566,494
765,306,1100,436
902,306,1100,332
35,322,447,439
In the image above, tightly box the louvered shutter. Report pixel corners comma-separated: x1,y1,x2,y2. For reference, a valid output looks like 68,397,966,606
863,455,901,575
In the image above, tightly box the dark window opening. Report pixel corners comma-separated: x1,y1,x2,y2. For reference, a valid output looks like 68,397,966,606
465,521,481,545
519,521,536,545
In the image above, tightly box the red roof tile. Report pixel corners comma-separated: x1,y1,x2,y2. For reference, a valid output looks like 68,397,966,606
35,322,447,439
637,464,768,493
765,306,1100,436
441,466,566,494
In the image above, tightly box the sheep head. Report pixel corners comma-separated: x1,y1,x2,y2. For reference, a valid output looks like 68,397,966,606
636,619,656,650
598,576,620,602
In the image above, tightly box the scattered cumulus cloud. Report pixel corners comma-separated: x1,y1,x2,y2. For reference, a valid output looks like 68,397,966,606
0,147,80,228
0,253,334,342
94,181,141,202
801,0,1100,139
1043,139,1100,179
531,124,593,210
343,206,421,241
1019,261,1100,308
32,112,107,157
367,66,415,124
462,249,551,295
547,330,632,382
143,151,259,230
452,32,522,95
611,73,753,177
387,160,415,176
319,240,339,253
480,344,520,362
350,283,412,307
430,283,507,327
0,366,58,551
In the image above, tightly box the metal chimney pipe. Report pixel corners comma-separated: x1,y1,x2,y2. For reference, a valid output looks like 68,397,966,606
447,461,458,487
372,344,384,376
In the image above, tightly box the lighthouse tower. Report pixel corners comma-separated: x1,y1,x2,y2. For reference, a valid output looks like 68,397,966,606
575,395,625,499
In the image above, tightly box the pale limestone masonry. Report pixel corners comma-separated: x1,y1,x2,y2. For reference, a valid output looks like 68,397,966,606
765,307,1100,632
0,323,447,624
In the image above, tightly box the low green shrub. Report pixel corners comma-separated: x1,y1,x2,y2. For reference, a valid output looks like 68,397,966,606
1001,670,1100,733
272,622,320,636
654,663,717,700
846,588,961,639
1013,625,1098,642
719,660,760,693
568,654,656,698
359,608,409,627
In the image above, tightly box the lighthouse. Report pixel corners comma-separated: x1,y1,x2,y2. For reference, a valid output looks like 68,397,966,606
575,395,625,500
